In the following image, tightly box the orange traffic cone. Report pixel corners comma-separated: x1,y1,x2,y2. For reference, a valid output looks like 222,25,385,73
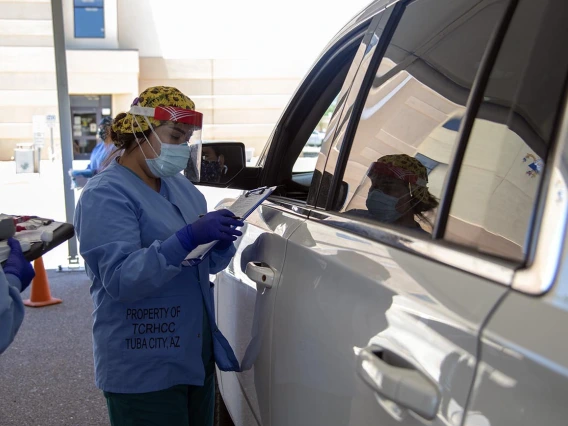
23,257,62,307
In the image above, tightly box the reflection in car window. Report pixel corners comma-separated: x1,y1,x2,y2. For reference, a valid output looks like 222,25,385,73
446,0,568,262
345,154,439,233
333,0,507,235
293,97,338,173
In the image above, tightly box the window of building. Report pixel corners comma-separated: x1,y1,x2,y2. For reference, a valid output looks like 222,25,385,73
74,0,105,39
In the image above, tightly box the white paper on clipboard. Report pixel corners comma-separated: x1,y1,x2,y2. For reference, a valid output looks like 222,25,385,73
182,186,277,266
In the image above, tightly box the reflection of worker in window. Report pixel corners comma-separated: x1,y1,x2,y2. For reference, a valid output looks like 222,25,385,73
200,145,227,183
349,154,439,232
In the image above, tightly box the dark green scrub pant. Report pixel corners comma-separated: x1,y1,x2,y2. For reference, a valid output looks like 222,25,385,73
103,372,215,426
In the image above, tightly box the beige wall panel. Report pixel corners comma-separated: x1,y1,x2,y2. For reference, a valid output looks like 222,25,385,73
213,79,300,96
67,50,139,74
206,124,273,139
0,35,53,47
0,19,52,36
0,47,55,72
189,97,213,110
212,59,309,79
112,94,138,118
0,2,52,19
0,72,56,90
140,58,212,80
69,73,139,95
212,95,290,110
213,108,282,125
0,0,49,3
0,90,57,106
0,122,61,139
0,140,61,160
0,106,59,123
139,79,213,97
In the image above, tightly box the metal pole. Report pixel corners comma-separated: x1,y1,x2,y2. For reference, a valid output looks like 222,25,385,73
51,0,80,267
50,127,55,161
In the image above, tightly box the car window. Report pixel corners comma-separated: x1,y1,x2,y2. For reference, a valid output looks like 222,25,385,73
293,97,338,174
330,0,508,236
445,0,568,262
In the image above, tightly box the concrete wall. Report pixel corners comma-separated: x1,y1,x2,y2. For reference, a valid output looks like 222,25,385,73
119,0,371,156
138,57,307,155
0,0,138,160
0,0,58,160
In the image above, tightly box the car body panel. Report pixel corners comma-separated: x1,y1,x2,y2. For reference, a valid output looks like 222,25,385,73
215,201,308,425
269,216,507,425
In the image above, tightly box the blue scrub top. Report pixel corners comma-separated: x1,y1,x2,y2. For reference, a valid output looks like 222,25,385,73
0,267,24,354
88,142,114,174
74,159,239,393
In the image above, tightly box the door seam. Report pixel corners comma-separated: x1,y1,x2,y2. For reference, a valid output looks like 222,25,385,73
459,288,511,426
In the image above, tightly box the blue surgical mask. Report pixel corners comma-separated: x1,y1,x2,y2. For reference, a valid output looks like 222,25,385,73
133,115,191,178
366,189,403,223
146,143,190,177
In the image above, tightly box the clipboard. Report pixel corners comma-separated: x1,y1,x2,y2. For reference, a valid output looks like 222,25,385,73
182,186,277,266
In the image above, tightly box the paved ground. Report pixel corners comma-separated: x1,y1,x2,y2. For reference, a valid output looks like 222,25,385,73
0,270,108,426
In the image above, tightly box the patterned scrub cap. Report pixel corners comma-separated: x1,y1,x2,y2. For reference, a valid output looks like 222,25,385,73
111,86,196,135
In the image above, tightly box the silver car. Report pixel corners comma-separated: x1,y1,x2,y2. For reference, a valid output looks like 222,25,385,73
191,0,568,424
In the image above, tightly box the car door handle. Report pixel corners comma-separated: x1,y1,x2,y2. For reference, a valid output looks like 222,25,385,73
245,262,275,290
356,345,440,420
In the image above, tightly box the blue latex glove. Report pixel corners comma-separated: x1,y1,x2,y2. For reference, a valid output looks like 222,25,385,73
3,238,35,292
176,209,244,252
214,239,235,251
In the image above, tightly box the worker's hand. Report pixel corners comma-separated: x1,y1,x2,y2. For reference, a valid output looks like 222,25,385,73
176,209,244,252
214,239,235,251
3,238,35,292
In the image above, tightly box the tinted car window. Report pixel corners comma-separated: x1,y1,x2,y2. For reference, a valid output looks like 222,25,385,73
446,0,568,261
332,0,507,236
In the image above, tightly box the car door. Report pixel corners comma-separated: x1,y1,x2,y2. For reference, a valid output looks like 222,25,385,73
211,10,384,426
455,1,568,424
267,0,543,424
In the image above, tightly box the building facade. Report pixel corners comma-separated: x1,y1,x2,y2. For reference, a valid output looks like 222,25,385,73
0,0,370,161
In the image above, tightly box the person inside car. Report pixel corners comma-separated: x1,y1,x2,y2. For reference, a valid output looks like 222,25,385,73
347,154,439,232
200,145,227,183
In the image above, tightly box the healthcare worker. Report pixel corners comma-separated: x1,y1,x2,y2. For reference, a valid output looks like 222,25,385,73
74,86,243,426
88,116,115,173
0,238,35,354
69,117,115,187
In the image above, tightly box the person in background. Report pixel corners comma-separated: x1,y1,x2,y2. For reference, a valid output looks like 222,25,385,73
347,154,439,232
74,86,243,426
69,117,115,187
88,116,115,174
0,238,35,354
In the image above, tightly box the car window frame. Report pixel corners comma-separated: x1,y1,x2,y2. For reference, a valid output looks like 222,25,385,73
259,9,386,209
307,0,526,287
311,0,568,295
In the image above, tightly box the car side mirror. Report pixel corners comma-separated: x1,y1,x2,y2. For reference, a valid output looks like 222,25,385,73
185,141,247,185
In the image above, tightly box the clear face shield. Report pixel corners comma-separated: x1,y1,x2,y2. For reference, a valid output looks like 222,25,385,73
129,105,203,180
